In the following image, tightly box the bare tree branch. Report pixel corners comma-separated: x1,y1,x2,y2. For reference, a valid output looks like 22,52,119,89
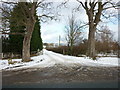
1,32,25,35
76,0,86,10
36,0,45,7
38,14,54,20
0,1,18,5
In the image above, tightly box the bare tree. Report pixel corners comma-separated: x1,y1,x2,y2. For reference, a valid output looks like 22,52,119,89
65,13,83,55
96,25,114,54
0,0,55,62
99,26,113,43
76,0,119,59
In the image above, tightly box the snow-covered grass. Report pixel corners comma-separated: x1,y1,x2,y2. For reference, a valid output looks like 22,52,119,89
0,55,44,70
44,49,119,67
97,53,117,57
0,49,119,71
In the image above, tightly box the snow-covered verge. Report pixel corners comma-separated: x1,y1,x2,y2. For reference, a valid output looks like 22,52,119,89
0,49,119,70
44,49,119,67
0,55,44,70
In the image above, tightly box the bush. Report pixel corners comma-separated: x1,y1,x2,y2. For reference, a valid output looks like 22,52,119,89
47,44,87,57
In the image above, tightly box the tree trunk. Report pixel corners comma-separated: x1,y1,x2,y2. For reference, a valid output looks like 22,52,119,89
70,46,73,56
70,43,73,56
22,21,35,62
87,25,96,59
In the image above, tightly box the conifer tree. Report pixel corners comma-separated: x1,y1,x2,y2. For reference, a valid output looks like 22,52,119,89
30,17,43,52
8,3,43,55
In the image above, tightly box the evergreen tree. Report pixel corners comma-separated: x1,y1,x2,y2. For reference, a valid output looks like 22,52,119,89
30,17,43,52
9,26,25,54
9,4,25,54
7,4,43,55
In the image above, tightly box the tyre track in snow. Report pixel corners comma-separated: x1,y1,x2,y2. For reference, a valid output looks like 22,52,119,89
32,54,56,68
44,50,82,67
44,52,65,64
44,50,118,67
44,50,94,66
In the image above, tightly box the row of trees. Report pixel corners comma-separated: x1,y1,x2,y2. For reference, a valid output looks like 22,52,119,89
63,1,119,58
47,40,118,57
1,0,120,61
64,9,118,57
48,25,119,57
2,18,43,54
2,1,43,60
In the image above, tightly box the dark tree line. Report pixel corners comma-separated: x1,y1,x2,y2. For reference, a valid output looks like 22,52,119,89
2,2,43,56
1,0,53,62
47,39,118,57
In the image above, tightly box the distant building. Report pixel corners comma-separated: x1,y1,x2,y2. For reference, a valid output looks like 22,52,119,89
43,42,67,49
43,43,59,48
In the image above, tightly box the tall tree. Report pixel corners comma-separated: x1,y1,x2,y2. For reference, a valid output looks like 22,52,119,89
76,0,119,59
9,3,25,53
19,2,37,62
30,17,43,52
9,3,43,54
65,13,83,55
1,0,54,62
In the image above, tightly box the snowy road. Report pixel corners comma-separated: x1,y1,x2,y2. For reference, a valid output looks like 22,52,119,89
0,49,119,70
2,49,119,88
42,49,119,67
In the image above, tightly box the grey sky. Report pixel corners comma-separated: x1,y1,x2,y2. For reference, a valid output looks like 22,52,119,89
40,1,118,44
1,0,118,44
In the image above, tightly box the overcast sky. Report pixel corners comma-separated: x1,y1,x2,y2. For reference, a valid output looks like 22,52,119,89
38,1,118,44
